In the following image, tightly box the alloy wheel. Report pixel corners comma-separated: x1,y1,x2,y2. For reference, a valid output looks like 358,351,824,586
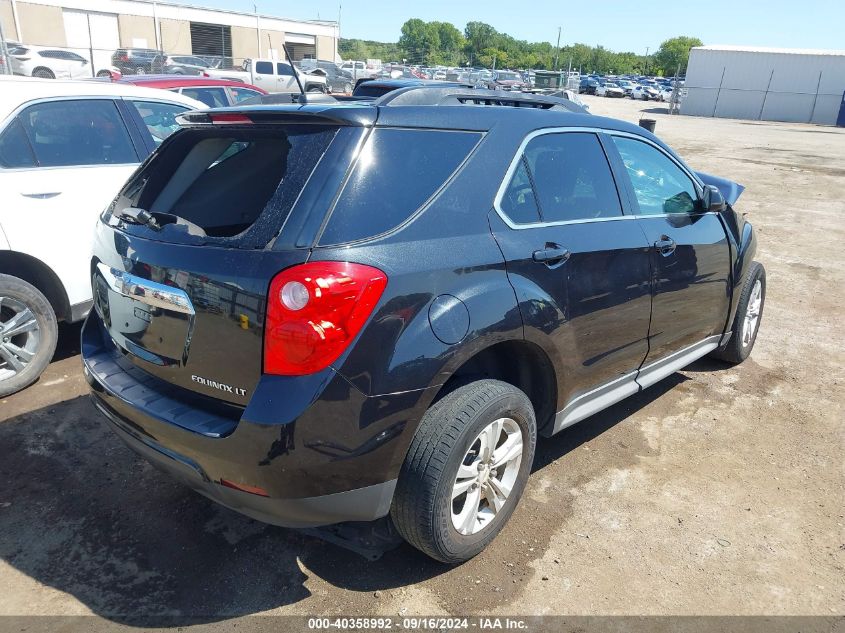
0,296,41,382
742,279,763,347
451,417,523,535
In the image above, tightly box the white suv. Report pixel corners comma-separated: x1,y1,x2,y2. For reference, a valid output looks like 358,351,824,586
0,77,204,396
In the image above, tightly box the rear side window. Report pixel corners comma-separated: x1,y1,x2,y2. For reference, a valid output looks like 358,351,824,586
15,99,137,167
319,128,480,244
498,132,622,224
255,61,273,74
179,87,229,108
500,158,540,224
107,125,337,247
229,87,263,103
0,118,37,168
502,132,622,224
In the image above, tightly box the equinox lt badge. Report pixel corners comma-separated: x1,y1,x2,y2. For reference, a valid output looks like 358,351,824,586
191,374,247,397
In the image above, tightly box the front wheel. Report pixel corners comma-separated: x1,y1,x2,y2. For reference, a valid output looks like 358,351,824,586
711,261,766,364
0,275,58,397
391,379,537,563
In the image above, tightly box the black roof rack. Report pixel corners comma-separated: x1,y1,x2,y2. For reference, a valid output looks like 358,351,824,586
374,86,588,113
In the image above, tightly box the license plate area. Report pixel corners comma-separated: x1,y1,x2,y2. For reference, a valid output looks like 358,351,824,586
93,263,195,367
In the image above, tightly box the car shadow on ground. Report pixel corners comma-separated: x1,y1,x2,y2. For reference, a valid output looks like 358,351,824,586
52,321,84,363
0,372,685,623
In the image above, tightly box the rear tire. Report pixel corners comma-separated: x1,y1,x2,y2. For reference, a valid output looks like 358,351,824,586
391,379,536,564
32,67,55,79
0,275,58,398
710,261,766,364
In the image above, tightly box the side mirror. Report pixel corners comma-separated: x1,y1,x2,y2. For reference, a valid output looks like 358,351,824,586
702,184,726,212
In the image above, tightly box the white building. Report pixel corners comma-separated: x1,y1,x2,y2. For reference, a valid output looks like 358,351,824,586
681,45,845,126
0,0,340,69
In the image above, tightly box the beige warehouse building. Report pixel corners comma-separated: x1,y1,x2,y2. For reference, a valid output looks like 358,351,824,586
0,0,339,74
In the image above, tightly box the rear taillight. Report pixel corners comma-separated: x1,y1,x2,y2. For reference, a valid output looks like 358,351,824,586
201,71,210,77
264,262,387,375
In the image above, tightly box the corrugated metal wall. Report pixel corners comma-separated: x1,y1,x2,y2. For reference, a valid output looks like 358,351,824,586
682,48,845,125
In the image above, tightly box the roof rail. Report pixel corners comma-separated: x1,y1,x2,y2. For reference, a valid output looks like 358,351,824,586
374,86,587,113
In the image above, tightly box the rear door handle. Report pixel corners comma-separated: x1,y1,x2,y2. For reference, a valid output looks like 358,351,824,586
532,244,571,266
654,235,676,256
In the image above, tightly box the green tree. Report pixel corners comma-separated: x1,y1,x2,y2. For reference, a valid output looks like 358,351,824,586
398,18,438,63
653,36,703,76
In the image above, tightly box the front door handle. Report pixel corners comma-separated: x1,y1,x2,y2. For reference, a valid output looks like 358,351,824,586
532,244,571,266
21,192,62,199
654,235,676,256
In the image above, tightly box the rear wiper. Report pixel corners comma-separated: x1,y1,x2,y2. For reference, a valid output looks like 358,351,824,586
117,207,161,231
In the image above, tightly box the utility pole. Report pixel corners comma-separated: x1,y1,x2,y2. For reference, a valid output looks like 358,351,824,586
553,26,561,70
254,4,261,59
644,46,649,75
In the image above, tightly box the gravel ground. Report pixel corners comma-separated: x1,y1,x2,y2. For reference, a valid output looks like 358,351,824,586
0,95,843,625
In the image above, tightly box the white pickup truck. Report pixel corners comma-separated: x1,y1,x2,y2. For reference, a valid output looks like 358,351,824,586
339,60,378,82
203,59,326,93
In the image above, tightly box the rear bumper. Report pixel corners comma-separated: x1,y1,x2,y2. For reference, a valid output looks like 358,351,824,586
91,393,395,527
82,313,429,527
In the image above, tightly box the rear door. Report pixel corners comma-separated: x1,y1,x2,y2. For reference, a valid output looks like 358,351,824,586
276,62,299,92
489,130,652,432
606,134,731,384
251,60,275,91
0,98,141,308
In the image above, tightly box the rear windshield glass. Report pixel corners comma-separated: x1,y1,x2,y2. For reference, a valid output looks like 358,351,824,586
105,125,336,247
318,128,481,244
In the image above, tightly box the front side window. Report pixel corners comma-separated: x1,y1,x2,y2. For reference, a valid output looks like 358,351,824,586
319,128,481,244
16,99,137,167
255,61,273,74
612,136,699,215
128,100,189,146
499,132,622,224
276,63,293,76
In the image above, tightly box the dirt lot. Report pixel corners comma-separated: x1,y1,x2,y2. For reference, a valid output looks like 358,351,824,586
1,95,843,624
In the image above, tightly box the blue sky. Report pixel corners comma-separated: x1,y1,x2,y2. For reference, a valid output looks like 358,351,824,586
185,0,844,52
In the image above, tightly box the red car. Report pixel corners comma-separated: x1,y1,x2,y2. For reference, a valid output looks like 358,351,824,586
115,75,267,107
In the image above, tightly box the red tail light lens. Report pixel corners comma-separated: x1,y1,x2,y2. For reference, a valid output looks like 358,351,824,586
264,262,387,375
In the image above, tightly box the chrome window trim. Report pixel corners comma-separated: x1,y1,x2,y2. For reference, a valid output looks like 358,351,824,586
493,126,705,230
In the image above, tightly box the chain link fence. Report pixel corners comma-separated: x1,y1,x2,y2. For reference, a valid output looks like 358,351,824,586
1,19,14,75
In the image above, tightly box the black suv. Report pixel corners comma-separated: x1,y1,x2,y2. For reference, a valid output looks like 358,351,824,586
83,87,765,563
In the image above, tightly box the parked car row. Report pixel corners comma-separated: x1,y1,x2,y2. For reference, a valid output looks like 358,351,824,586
580,74,684,102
